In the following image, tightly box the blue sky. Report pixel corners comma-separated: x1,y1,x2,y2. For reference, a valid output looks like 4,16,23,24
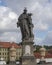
0,0,52,46
0,0,6,6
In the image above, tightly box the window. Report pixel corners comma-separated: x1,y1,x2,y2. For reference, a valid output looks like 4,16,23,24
5,57,6,59
5,48,7,51
3,53,4,55
0,48,1,51
0,53,1,55
3,48,4,51
5,53,6,55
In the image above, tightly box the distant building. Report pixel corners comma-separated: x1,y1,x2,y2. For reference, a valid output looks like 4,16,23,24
0,42,52,63
34,52,52,63
0,42,22,62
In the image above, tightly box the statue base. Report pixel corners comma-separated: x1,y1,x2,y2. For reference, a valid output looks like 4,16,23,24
21,39,36,65
9,61,16,65
20,56,36,65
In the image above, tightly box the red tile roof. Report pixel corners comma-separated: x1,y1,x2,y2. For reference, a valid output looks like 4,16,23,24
45,52,52,58
34,52,41,58
48,49,52,54
34,52,52,58
0,42,21,48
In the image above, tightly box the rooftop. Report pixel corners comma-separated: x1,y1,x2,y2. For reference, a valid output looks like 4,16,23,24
34,52,52,58
0,42,21,48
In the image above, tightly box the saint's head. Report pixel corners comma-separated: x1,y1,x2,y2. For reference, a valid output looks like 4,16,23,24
23,8,27,14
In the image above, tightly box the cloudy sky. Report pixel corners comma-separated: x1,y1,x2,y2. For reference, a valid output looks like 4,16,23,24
0,0,52,46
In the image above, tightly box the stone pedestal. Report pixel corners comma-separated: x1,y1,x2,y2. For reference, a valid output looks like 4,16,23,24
20,41,36,65
21,56,36,65
9,61,16,65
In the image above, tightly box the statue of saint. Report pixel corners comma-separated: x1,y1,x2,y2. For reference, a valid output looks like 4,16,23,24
27,13,34,38
17,8,34,41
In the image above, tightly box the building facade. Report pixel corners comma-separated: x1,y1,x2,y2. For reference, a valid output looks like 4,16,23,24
0,42,52,63
0,42,22,62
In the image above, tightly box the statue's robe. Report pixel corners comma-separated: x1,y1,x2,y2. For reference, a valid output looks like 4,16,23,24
17,13,30,40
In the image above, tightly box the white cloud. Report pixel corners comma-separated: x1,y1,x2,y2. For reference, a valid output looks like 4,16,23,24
0,6,20,42
42,31,52,45
0,31,21,43
30,1,52,31
35,37,42,45
0,6,18,30
9,12,17,19
4,0,52,29
34,21,48,31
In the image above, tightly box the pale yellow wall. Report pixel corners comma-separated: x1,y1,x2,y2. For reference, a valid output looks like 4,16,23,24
0,48,9,61
16,48,22,60
0,47,22,61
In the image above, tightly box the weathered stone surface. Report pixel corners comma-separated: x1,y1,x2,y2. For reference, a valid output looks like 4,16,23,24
21,56,36,65
9,61,16,65
21,41,36,65
17,8,34,41
22,42,34,56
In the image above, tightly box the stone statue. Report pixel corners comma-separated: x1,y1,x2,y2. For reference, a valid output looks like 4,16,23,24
27,13,34,38
17,8,34,41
